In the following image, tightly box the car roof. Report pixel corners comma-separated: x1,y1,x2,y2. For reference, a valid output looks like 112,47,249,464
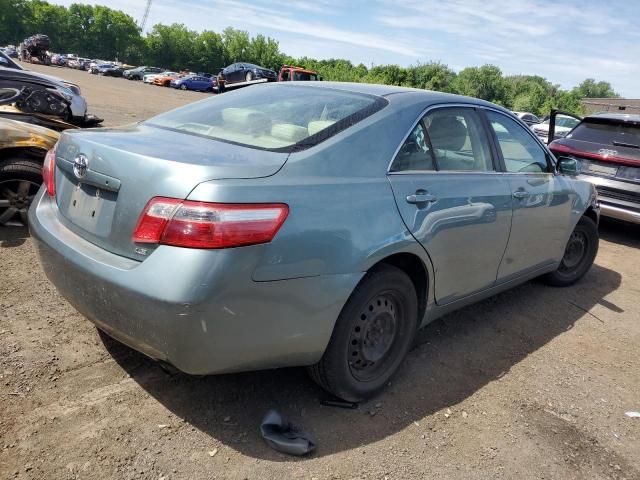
587,112,640,123
282,81,509,110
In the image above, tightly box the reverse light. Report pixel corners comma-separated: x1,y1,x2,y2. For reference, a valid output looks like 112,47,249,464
132,197,289,249
42,144,57,197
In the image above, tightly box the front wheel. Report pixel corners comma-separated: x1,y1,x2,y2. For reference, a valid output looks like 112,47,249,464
180,84,187,90
308,265,418,402
543,216,598,287
245,72,253,82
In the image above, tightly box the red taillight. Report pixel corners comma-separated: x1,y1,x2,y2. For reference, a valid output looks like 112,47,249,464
132,197,289,249
42,145,57,197
550,142,640,167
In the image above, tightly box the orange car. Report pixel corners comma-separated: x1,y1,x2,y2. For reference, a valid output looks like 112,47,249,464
153,72,179,87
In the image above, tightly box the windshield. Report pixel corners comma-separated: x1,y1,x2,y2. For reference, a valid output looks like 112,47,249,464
146,84,387,152
542,115,580,128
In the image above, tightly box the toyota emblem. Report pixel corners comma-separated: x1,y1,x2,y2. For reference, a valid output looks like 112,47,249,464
73,154,88,179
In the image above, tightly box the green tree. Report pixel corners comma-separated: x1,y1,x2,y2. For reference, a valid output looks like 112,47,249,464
0,0,29,45
222,27,250,63
453,65,510,105
573,79,618,98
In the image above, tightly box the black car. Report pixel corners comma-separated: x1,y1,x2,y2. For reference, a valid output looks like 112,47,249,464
222,62,276,84
123,66,163,80
549,113,640,224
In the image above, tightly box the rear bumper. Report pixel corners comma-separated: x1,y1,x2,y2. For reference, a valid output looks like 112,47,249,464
29,191,361,374
576,173,640,224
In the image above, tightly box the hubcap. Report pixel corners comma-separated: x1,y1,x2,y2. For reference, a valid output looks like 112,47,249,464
559,231,587,272
348,294,398,381
0,180,39,226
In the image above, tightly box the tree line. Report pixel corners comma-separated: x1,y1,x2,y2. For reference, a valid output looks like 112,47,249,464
1,0,619,116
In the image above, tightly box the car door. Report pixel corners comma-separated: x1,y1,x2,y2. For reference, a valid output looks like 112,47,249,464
485,110,574,281
387,106,513,305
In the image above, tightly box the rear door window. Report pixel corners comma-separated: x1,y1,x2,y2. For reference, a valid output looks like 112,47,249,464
390,107,494,172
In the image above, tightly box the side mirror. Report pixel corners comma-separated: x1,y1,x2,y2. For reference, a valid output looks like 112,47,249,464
557,156,579,176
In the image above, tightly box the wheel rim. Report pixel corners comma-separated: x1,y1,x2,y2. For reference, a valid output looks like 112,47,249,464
348,293,400,382
0,179,39,226
246,73,252,81
559,230,588,272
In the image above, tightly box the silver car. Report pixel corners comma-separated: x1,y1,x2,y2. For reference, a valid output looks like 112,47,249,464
29,83,600,401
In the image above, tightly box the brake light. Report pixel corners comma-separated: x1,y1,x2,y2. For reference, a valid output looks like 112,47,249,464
132,197,289,249
42,145,57,197
550,143,640,167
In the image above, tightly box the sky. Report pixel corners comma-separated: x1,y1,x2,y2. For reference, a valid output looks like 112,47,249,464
52,0,640,97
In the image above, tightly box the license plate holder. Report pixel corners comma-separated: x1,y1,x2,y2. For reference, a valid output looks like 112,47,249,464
586,163,618,176
65,183,111,234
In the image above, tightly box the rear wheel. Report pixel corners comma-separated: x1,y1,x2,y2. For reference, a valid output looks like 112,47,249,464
245,72,253,82
308,265,418,402
543,216,598,287
0,157,42,226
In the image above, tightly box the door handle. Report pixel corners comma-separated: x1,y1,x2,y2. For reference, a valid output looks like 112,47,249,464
406,191,438,204
512,190,530,199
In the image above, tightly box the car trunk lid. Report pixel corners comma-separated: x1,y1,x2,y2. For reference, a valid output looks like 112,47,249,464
53,124,288,260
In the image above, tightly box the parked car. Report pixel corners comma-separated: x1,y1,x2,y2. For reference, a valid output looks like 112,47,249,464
98,64,124,77
532,114,581,143
0,50,88,123
513,111,540,127
153,72,180,87
222,62,276,84
29,83,599,402
549,112,640,224
0,116,59,225
124,66,163,80
278,65,319,81
170,74,214,91
51,54,67,66
1,47,19,58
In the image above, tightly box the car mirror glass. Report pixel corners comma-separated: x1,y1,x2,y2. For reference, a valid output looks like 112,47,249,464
557,156,579,176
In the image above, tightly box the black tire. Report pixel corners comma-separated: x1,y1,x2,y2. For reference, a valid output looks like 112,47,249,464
543,216,598,287
180,84,187,90
245,72,253,82
308,264,418,402
0,156,43,226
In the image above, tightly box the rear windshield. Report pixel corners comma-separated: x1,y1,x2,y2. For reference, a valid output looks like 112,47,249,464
569,119,640,147
293,71,318,81
146,84,387,152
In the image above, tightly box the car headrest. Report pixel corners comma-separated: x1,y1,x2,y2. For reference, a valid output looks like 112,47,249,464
222,108,269,133
428,115,467,151
307,120,336,136
271,123,308,143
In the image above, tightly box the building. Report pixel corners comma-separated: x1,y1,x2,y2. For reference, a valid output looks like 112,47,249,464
582,98,640,115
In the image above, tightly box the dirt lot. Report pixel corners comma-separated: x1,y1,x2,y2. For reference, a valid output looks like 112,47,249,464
1,64,640,480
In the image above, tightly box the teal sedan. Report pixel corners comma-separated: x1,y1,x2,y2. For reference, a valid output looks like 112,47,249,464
29,83,599,401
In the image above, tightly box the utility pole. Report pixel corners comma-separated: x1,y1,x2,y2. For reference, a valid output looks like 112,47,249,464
140,0,152,32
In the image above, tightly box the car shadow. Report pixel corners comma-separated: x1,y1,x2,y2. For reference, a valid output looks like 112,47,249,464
0,225,29,248
598,218,640,249
103,263,622,460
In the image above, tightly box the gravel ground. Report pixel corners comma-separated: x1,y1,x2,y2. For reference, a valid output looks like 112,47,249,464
1,64,639,480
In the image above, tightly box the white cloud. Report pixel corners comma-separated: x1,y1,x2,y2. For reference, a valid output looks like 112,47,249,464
49,0,640,96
